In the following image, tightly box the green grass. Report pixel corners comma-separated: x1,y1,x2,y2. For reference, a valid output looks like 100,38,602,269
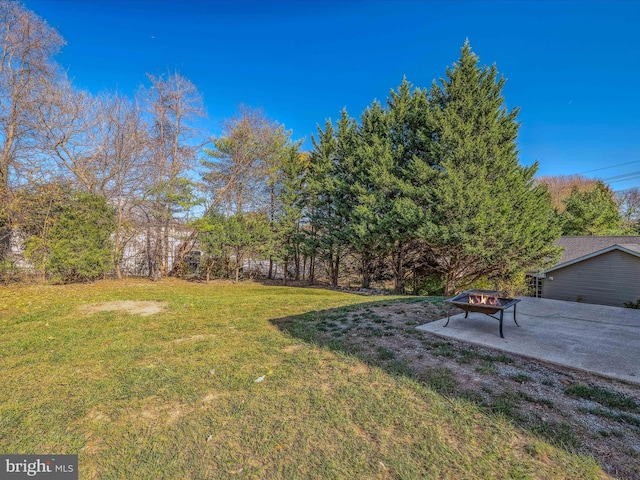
565,383,640,412
0,279,608,479
529,418,581,451
581,407,640,427
419,367,459,395
510,374,532,384
428,341,514,365
376,346,396,361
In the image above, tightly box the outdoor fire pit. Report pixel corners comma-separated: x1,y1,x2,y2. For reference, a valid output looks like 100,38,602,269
444,289,521,338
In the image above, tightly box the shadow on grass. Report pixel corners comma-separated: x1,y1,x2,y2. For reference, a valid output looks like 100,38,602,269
272,296,508,398
269,297,614,461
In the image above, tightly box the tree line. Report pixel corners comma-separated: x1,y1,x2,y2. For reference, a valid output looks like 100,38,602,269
537,174,639,236
1,2,637,292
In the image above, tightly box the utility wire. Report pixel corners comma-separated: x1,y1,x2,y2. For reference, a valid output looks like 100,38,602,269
602,170,640,181
580,159,640,174
608,174,640,184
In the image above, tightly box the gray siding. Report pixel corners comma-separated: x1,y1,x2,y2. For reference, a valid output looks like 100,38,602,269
541,250,640,307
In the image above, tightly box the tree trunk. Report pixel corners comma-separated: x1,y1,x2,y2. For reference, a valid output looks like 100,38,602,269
113,230,123,280
268,257,274,279
235,247,241,282
330,247,340,288
0,158,12,263
308,254,315,285
169,231,197,276
301,253,307,282
146,227,154,279
224,254,231,278
294,245,301,280
0,224,10,263
393,243,405,294
283,258,288,285
444,273,456,297
361,251,372,289
162,218,170,275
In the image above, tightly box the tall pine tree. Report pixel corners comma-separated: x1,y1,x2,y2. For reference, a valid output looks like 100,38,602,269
424,41,561,294
384,79,437,292
305,112,357,287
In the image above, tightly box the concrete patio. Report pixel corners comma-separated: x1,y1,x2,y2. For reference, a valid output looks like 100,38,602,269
416,297,640,385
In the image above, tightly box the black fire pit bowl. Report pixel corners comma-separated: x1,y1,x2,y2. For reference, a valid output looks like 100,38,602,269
443,290,521,338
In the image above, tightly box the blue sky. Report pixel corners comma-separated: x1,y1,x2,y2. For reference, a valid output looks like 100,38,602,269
27,0,640,191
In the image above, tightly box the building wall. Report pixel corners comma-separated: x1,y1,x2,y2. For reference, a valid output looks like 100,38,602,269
541,250,640,307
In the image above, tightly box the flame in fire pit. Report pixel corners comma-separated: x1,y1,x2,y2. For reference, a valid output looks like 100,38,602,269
468,293,498,306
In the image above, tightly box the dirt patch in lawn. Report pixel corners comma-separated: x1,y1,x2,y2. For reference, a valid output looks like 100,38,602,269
139,397,187,426
277,298,640,480
79,300,168,317
172,334,215,343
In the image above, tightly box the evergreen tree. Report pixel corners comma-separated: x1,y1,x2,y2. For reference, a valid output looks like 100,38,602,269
45,193,115,283
194,211,231,283
197,210,271,282
561,181,624,235
305,111,357,287
383,79,437,292
18,182,74,281
264,131,300,280
272,146,308,284
224,211,271,282
425,42,561,294
349,100,393,288
349,88,436,292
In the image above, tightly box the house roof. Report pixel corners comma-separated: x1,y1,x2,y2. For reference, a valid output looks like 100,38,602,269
541,236,640,274
619,243,640,254
555,236,640,265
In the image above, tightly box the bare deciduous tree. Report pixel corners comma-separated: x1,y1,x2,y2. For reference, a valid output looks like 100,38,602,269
618,187,640,231
0,0,64,257
169,107,284,277
140,72,205,277
36,81,155,278
97,93,150,279
202,106,277,216
35,77,100,191
535,174,599,212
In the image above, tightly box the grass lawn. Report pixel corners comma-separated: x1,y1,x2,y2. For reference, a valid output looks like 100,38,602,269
0,279,609,479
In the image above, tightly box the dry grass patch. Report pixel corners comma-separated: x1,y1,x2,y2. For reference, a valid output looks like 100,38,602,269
79,300,168,317
280,344,305,354
172,333,215,343
138,396,187,426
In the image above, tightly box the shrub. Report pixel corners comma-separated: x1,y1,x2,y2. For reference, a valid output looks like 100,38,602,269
623,299,640,309
46,193,115,283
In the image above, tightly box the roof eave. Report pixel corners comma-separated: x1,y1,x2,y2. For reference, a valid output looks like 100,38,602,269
541,244,640,274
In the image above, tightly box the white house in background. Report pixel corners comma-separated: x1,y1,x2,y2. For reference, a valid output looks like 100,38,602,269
6,230,31,270
117,225,197,277
5,225,198,278
534,236,640,307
